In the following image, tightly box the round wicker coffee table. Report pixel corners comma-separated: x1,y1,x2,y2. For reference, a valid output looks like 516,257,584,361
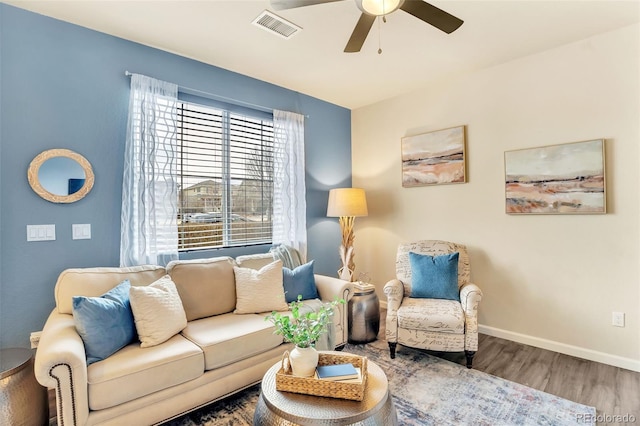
253,352,397,425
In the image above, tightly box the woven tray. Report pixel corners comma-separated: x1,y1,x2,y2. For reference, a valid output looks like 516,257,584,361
275,351,368,401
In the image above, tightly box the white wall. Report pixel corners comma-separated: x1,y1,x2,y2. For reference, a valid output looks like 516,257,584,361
352,24,640,370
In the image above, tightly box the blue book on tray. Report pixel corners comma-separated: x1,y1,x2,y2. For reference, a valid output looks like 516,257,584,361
315,363,359,381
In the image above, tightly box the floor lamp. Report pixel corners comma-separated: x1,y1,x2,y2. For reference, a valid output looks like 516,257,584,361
327,188,368,282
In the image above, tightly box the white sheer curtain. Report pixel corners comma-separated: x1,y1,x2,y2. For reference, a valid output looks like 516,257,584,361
120,74,179,267
272,110,307,260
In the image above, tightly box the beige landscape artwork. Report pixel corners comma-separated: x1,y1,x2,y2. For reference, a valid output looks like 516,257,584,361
401,126,466,187
504,139,606,214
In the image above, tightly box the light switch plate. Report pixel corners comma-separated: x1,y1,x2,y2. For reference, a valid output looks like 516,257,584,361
72,224,91,240
27,224,56,241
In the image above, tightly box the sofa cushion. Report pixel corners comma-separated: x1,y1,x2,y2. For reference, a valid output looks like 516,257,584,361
87,334,204,410
55,265,167,314
397,297,464,334
72,280,136,365
235,252,274,270
181,312,283,370
167,257,236,321
130,276,188,348
233,260,288,314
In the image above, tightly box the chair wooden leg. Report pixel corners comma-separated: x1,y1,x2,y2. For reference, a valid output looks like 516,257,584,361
465,350,476,368
389,342,397,359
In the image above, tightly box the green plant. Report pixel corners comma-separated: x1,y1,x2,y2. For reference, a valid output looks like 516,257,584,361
266,296,345,348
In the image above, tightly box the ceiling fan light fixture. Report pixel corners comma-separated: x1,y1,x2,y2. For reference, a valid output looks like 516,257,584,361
356,0,404,16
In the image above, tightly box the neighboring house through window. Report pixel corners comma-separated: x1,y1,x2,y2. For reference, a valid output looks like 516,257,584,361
177,98,275,250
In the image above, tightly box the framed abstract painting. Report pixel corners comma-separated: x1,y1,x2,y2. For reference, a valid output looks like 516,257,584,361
504,139,606,214
401,125,466,187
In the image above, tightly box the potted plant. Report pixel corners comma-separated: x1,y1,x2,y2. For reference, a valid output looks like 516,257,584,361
266,295,345,377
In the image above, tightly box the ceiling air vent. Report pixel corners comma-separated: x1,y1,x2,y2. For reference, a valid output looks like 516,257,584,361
252,10,302,40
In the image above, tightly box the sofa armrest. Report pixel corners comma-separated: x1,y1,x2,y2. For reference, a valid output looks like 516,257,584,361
383,279,404,343
314,274,353,348
314,274,353,303
459,282,483,352
383,279,403,312
35,310,89,426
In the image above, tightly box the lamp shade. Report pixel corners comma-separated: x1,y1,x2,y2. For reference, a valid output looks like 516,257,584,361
327,188,368,217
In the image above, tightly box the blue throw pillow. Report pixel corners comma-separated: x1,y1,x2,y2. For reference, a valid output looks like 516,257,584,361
283,260,319,303
72,280,136,365
409,252,460,301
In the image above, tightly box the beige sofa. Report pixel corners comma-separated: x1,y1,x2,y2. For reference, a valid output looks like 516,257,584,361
34,254,352,425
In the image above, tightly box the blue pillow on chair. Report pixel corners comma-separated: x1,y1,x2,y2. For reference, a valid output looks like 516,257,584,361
409,252,460,301
72,280,137,365
283,260,319,303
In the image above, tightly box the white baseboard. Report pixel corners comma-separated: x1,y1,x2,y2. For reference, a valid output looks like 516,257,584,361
479,324,640,373
377,301,639,371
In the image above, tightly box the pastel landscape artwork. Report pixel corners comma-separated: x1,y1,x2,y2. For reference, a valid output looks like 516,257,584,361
402,126,466,187
504,139,605,214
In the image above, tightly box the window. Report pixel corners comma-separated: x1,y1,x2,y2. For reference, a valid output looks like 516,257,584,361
177,100,275,251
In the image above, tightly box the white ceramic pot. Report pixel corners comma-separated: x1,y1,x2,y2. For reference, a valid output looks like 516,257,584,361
289,346,319,377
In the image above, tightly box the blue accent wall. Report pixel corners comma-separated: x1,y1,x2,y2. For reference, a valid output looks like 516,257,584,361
0,4,351,349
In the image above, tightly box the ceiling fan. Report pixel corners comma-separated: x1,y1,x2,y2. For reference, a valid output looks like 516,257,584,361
270,0,463,53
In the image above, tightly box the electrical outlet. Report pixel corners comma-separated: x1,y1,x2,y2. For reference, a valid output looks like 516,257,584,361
612,312,625,327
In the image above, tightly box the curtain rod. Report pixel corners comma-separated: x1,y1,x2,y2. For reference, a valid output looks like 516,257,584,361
124,71,308,118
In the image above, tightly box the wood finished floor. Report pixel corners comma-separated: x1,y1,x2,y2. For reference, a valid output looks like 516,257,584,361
377,311,639,425
472,334,637,423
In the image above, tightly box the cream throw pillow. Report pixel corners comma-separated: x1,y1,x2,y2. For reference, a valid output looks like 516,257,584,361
234,260,288,314
129,275,187,348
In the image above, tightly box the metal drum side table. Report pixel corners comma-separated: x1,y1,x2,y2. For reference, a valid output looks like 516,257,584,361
1,348,49,425
348,283,380,344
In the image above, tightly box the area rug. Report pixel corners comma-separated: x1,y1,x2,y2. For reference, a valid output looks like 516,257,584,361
163,339,596,425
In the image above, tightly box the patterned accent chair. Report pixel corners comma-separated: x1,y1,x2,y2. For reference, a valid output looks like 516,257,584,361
383,240,483,368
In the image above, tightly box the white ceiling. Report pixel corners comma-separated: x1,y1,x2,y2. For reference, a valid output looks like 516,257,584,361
4,0,640,109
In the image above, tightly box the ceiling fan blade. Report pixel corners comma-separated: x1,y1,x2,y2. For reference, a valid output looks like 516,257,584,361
344,13,376,53
270,0,344,11
400,0,463,34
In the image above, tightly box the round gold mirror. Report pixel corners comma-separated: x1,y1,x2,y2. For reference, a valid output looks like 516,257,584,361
27,149,94,203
